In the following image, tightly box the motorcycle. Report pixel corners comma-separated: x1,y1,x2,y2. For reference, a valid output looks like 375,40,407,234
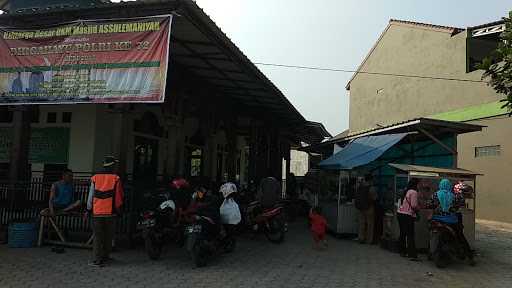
184,215,236,268
243,201,286,244
138,192,181,260
429,220,472,268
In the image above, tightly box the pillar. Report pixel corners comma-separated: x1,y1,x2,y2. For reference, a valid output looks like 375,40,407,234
112,105,130,181
8,106,31,207
207,133,217,179
225,121,238,182
176,122,185,176
248,122,258,184
166,120,179,177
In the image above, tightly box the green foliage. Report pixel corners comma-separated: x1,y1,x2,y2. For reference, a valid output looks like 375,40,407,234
480,11,512,116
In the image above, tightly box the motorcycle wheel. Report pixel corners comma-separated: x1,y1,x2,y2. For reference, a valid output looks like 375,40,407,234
144,233,162,260
264,217,285,244
191,242,207,268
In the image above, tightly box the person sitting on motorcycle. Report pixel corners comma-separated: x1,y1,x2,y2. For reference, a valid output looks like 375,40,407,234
183,186,221,239
430,178,475,265
170,176,192,224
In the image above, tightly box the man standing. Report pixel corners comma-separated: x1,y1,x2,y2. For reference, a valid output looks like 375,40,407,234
355,174,377,244
87,156,124,267
257,171,281,209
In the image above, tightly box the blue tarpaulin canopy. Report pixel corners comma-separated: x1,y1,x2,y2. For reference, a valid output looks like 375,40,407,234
318,133,408,170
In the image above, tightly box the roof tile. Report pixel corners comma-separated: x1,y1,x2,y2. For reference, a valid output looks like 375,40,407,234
389,19,463,32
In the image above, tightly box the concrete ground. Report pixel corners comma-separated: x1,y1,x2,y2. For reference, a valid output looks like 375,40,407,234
1,220,512,288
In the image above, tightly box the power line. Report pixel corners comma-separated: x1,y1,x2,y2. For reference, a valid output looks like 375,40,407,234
253,62,487,83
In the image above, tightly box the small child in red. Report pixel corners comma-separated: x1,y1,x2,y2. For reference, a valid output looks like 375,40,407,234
309,206,327,250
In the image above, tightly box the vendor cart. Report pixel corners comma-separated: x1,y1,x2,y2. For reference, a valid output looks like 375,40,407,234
318,170,359,235
389,163,480,249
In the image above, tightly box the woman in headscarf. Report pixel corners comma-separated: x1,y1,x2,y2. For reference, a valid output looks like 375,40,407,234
430,179,475,265
431,179,458,224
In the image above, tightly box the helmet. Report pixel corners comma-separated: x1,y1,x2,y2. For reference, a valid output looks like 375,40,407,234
219,182,237,198
170,178,190,190
159,200,176,211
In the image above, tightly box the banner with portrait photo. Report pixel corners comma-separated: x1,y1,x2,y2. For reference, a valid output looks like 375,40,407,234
0,15,172,105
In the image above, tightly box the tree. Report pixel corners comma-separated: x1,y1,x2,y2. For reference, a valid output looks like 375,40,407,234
480,11,512,115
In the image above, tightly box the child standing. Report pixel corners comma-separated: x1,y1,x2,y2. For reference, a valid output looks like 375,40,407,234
309,206,328,250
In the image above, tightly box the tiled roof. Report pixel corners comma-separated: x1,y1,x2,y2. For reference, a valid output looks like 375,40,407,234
389,19,463,33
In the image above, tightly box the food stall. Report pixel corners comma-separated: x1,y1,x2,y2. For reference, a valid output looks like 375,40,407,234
310,118,483,239
318,170,359,235
388,163,479,249
317,133,408,235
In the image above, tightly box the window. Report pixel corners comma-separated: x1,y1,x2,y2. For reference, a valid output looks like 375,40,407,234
62,112,72,123
475,145,501,158
46,112,57,123
190,148,202,177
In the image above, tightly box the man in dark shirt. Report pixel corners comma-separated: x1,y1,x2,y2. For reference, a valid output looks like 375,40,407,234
257,173,281,209
355,175,377,244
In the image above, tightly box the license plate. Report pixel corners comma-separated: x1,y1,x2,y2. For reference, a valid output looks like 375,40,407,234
186,225,202,233
138,219,156,228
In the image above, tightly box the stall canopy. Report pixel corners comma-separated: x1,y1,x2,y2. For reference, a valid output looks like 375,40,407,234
389,163,481,177
318,133,408,170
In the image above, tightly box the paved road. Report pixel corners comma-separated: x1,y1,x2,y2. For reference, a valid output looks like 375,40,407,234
1,221,512,288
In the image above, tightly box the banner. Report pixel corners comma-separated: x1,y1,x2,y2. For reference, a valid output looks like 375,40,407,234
0,15,172,105
0,127,70,163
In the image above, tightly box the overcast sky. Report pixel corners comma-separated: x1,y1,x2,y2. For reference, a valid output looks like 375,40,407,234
194,0,511,135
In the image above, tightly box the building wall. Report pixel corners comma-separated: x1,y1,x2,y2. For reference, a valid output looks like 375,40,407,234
458,116,512,223
93,105,169,175
33,104,97,173
348,22,511,224
349,24,501,132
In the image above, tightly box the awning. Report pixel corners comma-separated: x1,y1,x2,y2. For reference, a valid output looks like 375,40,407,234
318,133,408,170
302,118,484,154
389,163,482,177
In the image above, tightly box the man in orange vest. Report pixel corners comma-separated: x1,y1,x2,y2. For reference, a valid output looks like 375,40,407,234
86,156,124,267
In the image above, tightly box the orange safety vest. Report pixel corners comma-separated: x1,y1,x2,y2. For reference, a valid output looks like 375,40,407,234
91,173,120,216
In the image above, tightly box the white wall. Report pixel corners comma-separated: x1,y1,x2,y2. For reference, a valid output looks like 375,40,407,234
290,150,309,176
32,104,97,173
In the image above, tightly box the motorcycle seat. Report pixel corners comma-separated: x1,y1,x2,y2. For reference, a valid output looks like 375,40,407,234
261,207,281,217
430,220,457,235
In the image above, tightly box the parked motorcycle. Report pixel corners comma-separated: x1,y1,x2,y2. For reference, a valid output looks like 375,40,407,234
429,220,471,268
184,215,236,268
138,192,181,260
243,201,286,244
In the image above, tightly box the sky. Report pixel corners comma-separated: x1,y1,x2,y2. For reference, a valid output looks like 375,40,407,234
194,0,511,135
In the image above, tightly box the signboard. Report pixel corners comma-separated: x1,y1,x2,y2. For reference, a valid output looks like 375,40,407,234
0,15,172,105
0,127,70,163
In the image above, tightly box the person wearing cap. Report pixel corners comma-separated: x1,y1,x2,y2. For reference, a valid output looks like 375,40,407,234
86,156,124,267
